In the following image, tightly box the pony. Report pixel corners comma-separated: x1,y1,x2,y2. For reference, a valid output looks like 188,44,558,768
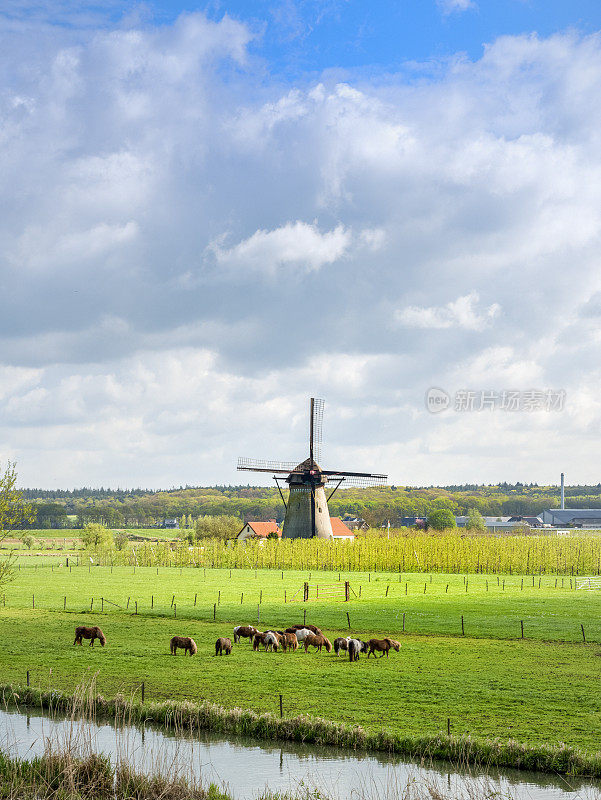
303,633,332,653
73,626,106,647
281,632,298,652
233,625,257,644
290,627,313,642
170,636,197,655
348,638,368,662
264,631,281,652
252,632,268,651
286,624,322,636
215,637,232,656
367,638,401,658
333,637,350,656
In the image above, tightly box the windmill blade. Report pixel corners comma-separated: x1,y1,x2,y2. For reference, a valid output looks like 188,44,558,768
326,474,388,488
310,397,324,465
237,457,300,475
321,469,387,488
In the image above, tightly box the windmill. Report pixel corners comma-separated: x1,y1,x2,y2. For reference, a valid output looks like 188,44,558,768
237,398,387,539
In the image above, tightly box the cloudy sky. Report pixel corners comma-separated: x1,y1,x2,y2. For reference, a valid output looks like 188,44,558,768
3,0,601,489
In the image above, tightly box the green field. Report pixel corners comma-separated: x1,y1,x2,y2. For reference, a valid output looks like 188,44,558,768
1,564,601,755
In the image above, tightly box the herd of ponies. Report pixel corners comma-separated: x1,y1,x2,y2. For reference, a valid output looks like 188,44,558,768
73,623,401,662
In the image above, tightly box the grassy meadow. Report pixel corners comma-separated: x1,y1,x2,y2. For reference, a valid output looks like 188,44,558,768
1,564,601,755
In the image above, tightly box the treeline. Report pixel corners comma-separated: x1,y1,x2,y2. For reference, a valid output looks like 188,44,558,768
15,482,594,530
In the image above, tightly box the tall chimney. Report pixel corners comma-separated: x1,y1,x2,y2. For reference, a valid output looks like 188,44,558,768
561,472,565,510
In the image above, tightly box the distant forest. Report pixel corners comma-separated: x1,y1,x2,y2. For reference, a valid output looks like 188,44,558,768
16,482,601,529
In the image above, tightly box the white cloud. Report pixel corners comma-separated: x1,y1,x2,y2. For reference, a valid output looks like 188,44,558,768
4,15,601,485
212,221,352,275
396,293,500,331
437,0,477,16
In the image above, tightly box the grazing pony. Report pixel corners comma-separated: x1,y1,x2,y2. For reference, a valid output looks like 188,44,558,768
170,636,197,656
290,628,313,642
73,626,106,647
252,632,268,651
334,637,350,656
215,637,232,656
348,638,367,662
286,624,322,636
281,632,298,652
233,625,257,644
367,638,401,658
303,633,332,653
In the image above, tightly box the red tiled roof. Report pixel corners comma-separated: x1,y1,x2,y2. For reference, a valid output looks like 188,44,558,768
330,517,354,537
240,521,281,538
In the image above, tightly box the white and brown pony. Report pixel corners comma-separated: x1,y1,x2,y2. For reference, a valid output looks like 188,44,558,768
234,625,257,644
334,637,350,656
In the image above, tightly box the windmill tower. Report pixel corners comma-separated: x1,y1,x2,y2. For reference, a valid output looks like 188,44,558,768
237,398,387,539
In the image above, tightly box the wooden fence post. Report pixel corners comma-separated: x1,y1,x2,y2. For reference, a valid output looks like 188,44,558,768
214,603,216,620
345,581,350,601
521,620,524,639
279,694,283,718
26,670,30,687
346,611,351,629
581,624,586,643
461,616,464,636
141,682,145,703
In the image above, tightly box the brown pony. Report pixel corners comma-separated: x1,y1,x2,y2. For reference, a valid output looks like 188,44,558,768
234,625,257,643
367,638,400,658
170,636,197,655
303,633,332,653
281,632,298,652
252,632,268,651
286,624,322,636
215,637,232,656
74,626,106,647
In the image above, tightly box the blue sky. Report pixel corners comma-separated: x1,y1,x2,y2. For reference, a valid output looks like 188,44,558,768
2,1,601,488
155,1,601,76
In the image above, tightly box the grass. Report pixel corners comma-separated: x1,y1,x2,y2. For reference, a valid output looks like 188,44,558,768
1,565,601,761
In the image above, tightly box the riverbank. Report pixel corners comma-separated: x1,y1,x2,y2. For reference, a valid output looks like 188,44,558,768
4,683,601,779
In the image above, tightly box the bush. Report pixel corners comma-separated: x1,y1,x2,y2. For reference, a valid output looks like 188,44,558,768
466,508,486,532
195,515,241,541
427,509,456,531
113,531,129,550
81,523,114,551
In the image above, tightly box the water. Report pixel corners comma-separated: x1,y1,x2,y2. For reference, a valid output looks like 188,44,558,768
0,707,599,800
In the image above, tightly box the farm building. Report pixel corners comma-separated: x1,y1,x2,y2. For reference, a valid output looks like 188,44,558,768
330,517,355,541
237,520,281,542
454,516,536,532
540,509,601,528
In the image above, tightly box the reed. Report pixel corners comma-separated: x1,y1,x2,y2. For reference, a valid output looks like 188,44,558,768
4,682,601,779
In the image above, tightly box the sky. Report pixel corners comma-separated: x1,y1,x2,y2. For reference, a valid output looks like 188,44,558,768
2,1,601,489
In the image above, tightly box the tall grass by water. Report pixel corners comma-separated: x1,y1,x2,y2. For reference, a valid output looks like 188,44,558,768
4,682,601,780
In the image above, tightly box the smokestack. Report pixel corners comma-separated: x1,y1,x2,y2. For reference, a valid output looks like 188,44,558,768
561,472,565,510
